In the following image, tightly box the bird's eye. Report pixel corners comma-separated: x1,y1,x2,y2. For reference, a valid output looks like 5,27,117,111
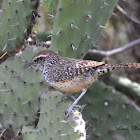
34,59,37,62
33,57,42,63
37,58,41,61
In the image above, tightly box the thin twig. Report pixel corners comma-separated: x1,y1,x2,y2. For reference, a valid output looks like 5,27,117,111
88,38,140,57
116,4,140,25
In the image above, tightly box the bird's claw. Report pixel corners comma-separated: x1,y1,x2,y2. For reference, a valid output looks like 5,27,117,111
65,107,73,118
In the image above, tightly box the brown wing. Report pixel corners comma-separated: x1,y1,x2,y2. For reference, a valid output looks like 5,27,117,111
71,59,105,76
47,58,105,82
75,59,105,69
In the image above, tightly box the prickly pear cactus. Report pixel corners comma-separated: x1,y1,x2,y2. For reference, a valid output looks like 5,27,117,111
0,0,39,55
0,48,47,131
1,0,133,140
79,81,140,140
22,91,86,140
51,0,118,58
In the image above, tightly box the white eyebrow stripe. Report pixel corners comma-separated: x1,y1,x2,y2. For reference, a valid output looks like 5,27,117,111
32,54,47,61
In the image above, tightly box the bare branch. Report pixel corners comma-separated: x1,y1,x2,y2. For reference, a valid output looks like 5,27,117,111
116,4,140,25
88,38,140,57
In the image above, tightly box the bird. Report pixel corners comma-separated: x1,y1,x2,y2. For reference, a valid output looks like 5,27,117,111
24,49,140,116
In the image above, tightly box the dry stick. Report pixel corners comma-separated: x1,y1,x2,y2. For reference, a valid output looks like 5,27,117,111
116,4,140,25
88,38,140,57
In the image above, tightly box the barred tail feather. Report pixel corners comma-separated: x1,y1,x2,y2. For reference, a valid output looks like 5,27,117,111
96,63,140,75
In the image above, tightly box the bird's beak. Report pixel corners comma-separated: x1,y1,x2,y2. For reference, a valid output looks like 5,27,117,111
24,62,33,68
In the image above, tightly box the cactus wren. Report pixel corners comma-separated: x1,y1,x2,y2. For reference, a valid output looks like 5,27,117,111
24,50,140,116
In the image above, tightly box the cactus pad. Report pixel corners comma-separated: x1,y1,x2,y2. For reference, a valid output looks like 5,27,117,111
0,48,47,131
0,0,39,55
22,91,84,140
51,0,118,58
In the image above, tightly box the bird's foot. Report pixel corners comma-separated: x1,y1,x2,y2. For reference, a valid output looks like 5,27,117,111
65,105,86,118
65,107,73,118
65,89,87,118
75,104,86,111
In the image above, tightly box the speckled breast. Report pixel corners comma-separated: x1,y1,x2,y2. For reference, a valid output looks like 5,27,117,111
48,74,97,93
